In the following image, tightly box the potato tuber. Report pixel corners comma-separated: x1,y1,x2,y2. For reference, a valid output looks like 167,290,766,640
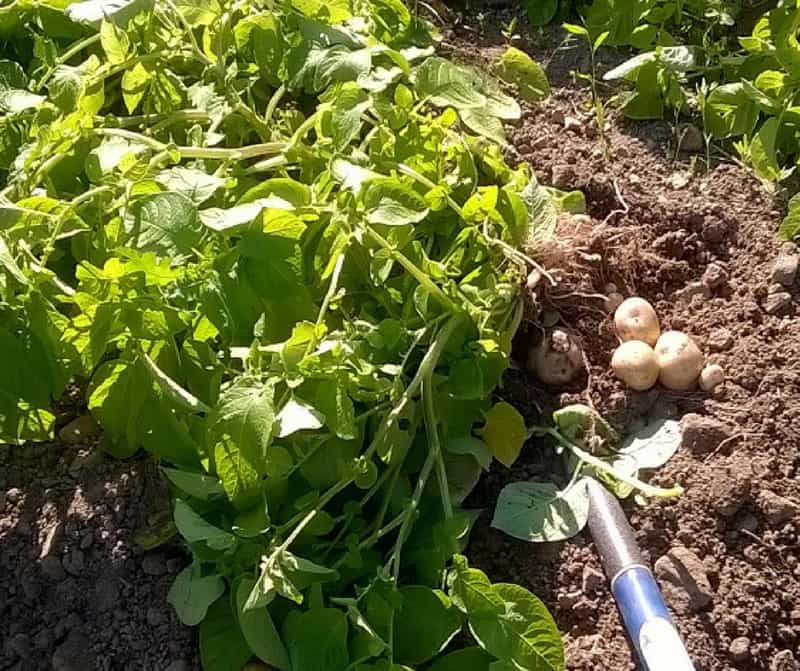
655,331,704,391
699,364,725,392
614,297,660,346
611,341,659,391
530,329,584,386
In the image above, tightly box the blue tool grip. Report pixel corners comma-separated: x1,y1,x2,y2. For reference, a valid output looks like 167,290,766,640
612,566,696,671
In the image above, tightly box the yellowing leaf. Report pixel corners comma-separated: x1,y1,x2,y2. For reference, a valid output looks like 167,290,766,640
479,401,526,467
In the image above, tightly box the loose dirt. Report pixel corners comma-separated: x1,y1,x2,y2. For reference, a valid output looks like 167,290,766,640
450,9,800,671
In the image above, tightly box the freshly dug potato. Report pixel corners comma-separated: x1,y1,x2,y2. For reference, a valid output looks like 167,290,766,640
655,331,704,391
699,364,725,392
614,297,660,346
530,329,584,386
611,341,659,391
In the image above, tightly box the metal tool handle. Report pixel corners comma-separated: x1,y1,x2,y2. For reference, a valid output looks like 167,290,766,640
586,479,696,671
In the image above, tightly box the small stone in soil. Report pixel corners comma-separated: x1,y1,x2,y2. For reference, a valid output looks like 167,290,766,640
759,490,799,525
681,414,732,454
729,636,750,662
581,566,605,594
709,464,751,517
676,281,711,304
165,661,190,671
708,327,734,351
58,415,100,444
702,262,729,289
771,253,799,288
6,487,22,504
654,546,714,614
8,633,31,659
40,555,66,581
765,292,793,315
141,552,167,576
51,630,92,671
771,650,798,671
702,217,729,243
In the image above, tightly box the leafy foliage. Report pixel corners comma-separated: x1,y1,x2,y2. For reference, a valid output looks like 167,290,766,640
0,0,563,669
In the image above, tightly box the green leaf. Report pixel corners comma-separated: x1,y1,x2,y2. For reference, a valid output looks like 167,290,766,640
703,83,759,139
121,61,151,113
414,57,486,109
553,404,618,450
155,167,226,204
496,47,550,104
460,109,506,144
447,555,505,617
315,377,356,440
619,418,681,470
100,19,130,63
142,352,212,414
200,198,294,233
749,117,783,181
780,192,800,241
526,0,558,26
364,177,429,227
235,578,291,670
200,596,252,671
427,648,494,671
470,583,564,671
0,235,28,284
445,436,492,469
173,499,236,550
276,396,324,437
162,467,225,500
212,378,276,476
132,192,202,261
491,479,590,543
479,401,527,467
283,608,350,671
0,85,44,113
393,586,461,665
167,563,225,626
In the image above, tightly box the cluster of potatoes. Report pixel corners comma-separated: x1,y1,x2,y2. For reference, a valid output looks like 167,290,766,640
612,297,723,392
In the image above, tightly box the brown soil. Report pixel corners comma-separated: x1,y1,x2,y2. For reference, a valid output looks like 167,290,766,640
0,401,199,671
450,9,800,671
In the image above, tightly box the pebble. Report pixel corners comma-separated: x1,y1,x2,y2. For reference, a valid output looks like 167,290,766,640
759,490,799,525
164,661,190,671
710,466,750,517
564,115,583,133
771,253,799,287
581,566,605,594
8,633,31,659
765,292,793,315
62,550,85,577
681,414,733,454
654,546,714,614
708,327,733,352
678,123,704,153
58,415,100,444
40,555,66,581
729,636,750,662
6,487,22,504
676,281,711,304
702,262,729,289
771,650,798,671
142,553,167,576
51,630,92,671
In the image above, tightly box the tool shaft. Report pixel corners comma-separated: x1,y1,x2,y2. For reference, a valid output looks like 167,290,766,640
586,479,696,671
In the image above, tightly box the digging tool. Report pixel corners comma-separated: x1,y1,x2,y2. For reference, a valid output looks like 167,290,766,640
586,478,696,671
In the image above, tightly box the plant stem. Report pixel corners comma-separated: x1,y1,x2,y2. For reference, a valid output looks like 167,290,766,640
37,34,102,89
363,226,462,315
542,427,684,498
423,372,452,519
264,85,286,128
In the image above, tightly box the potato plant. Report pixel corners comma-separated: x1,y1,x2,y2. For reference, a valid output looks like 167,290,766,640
0,0,566,669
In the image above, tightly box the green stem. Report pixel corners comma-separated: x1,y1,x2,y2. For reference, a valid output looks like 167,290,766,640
543,427,684,498
37,34,102,89
278,509,318,552
363,226,462,315
92,128,285,160
394,162,463,218
423,372,452,519
264,85,286,128
304,250,346,357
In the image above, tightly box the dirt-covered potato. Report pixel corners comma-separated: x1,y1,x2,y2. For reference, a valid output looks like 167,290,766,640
611,341,659,391
655,331,704,391
614,297,660,346
530,329,584,386
699,364,725,392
